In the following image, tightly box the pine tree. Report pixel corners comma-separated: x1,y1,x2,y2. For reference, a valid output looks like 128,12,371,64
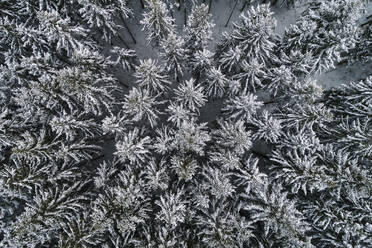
353,22,372,62
222,93,263,122
114,127,151,164
184,3,215,65
243,182,314,247
174,78,207,113
323,77,372,158
134,59,172,94
203,66,229,99
120,87,163,127
282,0,363,73
110,46,137,70
216,4,278,73
1,1,372,247
159,33,187,81
79,0,119,43
189,48,214,80
141,0,176,46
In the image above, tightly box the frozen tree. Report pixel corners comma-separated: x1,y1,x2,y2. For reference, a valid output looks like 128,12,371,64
252,110,282,143
282,0,363,73
264,65,295,97
37,10,87,56
155,191,186,228
323,77,372,159
218,46,243,74
212,119,252,156
114,127,151,165
197,200,253,247
171,154,199,181
134,59,171,94
174,78,207,113
353,21,372,62
141,0,176,46
279,102,333,130
190,48,214,80
152,125,174,155
203,66,229,99
278,49,315,76
222,93,263,121
324,76,372,118
121,87,163,127
92,168,149,242
109,46,137,70
184,3,215,64
0,17,49,63
173,120,210,156
233,58,266,92
217,4,278,72
159,33,187,81
143,158,169,190
7,182,91,247
79,0,118,42
232,156,267,194
203,167,235,199
244,182,314,247
166,101,196,127
78,0,133,43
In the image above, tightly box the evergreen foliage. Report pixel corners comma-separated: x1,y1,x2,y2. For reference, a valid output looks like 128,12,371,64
0,0,371,247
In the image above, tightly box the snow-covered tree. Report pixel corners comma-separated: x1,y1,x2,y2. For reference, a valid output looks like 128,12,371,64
282,0,363,73
174,78,207,113
203,66,229,99
159,33,187,81
109,46,137,70
1,1,372,247
323,77,372,158
222,93,263,121
184,3,215,65
189,48,214,80
114,127,151,165
121,87,163,127
141,0,175,46
134,59,171,94
217,4,278,72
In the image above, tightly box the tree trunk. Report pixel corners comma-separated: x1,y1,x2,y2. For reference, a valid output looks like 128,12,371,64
184,6,187,26
208,0,212,13
225,0,238,27
140,0,145,9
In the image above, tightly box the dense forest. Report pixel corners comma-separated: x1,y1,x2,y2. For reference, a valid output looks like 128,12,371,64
0,0,371,247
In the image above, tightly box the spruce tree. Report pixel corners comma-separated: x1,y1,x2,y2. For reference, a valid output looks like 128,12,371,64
184,3,215,70
282,0,363,73
141,0,176,46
